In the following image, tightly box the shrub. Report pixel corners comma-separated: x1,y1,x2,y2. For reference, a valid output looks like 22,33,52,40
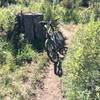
63,21,100,99
16,44,37,65
0,38,7,65
0,37,15,74
0,7,16,32
78,7,97,23
0,37,12,63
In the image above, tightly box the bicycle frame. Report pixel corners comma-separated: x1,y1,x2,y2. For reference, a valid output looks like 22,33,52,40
39,19,67,57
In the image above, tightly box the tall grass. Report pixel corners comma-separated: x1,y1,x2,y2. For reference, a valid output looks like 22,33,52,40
62,21,100,99
0,2,49,99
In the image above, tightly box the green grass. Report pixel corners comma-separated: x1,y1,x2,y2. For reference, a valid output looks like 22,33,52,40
0,51,48,100
62,21,100,100
0,35,48,99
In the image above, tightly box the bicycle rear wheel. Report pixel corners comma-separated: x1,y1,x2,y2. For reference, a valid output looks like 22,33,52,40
54,61,63,77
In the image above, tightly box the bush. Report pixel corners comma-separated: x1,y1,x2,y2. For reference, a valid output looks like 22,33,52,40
0,0,99,28
0,38,7,65
0,5,22,32
78,6,97,24
16,44,37,65
60,0,100,24
0,7,16,32
0,37,15,74
63,21,100,99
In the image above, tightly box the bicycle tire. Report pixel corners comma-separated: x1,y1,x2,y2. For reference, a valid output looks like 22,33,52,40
45,39,59,63
54,61,63,77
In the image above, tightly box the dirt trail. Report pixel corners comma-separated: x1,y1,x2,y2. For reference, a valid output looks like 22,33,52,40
60,24,79,45
35,25,79,100
36,62,63,100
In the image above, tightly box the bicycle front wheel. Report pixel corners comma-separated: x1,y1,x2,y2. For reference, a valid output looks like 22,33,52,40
45,39,59,63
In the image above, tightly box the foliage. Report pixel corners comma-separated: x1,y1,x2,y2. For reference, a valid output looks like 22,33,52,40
0,52,48,100
0,2,49,98
60,0,100,24
0,38,7,65
0,35,48,99
0,1,100,99
0,0,99,29
63,21,100,99
0,5,29,32
0,8,15,31
16,44,37,65
0,37,15,74
0,0,16,7
78,6,99,23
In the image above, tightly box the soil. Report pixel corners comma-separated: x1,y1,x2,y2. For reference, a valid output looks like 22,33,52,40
36,62,64,100
34,24,79,100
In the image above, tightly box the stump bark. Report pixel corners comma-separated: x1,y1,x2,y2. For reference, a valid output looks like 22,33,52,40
17,12,46,50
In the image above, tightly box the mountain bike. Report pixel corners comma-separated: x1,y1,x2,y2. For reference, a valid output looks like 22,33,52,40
39,19,67,76
39,19,67,63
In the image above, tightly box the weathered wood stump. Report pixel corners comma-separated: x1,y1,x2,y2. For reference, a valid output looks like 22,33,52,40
17,12,46,50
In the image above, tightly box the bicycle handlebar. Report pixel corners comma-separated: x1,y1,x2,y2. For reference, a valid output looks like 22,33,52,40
39,18,59,25
38,21,47,25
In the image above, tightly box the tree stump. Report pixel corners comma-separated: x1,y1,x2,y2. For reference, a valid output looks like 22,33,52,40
17,12,46,50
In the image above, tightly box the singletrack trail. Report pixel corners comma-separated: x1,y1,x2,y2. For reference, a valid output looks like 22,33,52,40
36,62,63,100
35,24,79,100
